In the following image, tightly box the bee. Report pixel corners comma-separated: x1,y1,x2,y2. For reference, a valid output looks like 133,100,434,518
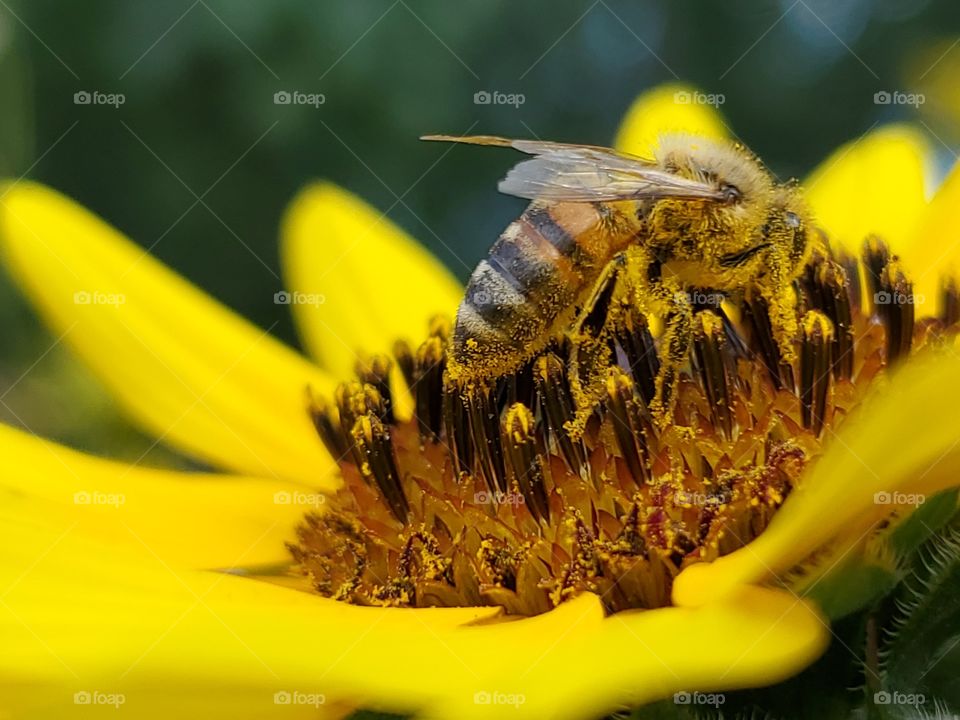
422,133,815,431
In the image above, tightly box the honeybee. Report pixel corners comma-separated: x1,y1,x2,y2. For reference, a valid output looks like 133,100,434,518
422,133,814,430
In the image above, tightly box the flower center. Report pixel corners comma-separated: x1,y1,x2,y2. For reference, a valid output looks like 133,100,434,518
291,237,957,616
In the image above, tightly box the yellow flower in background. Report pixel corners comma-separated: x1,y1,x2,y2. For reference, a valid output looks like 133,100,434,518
1,83,959,719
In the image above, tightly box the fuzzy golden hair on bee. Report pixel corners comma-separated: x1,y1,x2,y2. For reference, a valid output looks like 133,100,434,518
653,133,775,205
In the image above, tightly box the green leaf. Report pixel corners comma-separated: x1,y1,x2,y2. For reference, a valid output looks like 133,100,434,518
878,523,960,718
804,558,898,620
642,613,867,720
802,490,959,621
890,489,959,557
624,698,700,719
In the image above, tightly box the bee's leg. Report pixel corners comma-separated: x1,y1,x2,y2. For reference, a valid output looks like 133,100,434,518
565,254,627,438
759,251,800,365
766,287,800,364
648,292,693,428
623,244,692,428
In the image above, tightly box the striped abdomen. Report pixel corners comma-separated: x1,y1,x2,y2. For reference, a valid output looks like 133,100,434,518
449,201,620,383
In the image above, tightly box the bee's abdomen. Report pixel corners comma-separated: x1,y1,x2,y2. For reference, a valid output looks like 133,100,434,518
452,203,604,376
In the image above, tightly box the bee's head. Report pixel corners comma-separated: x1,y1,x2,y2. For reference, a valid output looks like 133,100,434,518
654,134,773,210
711,182,812,282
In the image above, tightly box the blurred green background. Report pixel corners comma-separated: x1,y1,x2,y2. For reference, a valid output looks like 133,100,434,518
0,0,958,461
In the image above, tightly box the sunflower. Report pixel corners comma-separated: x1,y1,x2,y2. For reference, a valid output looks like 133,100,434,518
1,83,959,719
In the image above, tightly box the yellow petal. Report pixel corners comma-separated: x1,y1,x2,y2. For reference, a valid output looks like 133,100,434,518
0,181,338,487
412,587,826,720
280,182,463,382
614,83,729,158
0,511,497,720
673,348,960,607
0,422,315,569
905,159,960,305
1,507,826,720
804,125,935,310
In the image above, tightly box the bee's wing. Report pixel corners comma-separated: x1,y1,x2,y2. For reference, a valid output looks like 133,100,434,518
498,154,725,202
421,134,725,202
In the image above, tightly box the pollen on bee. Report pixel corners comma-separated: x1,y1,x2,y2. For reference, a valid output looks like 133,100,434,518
290,236,958,617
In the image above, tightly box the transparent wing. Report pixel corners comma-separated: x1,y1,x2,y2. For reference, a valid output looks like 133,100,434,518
421,134,725,203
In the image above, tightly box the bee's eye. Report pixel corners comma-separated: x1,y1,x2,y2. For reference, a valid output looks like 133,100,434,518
720,183,742,204
785,211,801,228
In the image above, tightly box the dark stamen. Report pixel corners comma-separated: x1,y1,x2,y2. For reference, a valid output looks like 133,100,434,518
335,381,385,469
442,378,473,480
502,359,537,416
811,261,855,381
414,337,445,442
691,310,735,439
717,303,752,360
393,339,416,392
837,249,863,315
743,294,794,390
605,367,651,485
466,385,508,494
351,413,409,523
613,301,660,406
800,311,833,436
534,353,589,481
355,355,395,424
864,235,891,309
306,386,348,459
502,403,551,522
877,261,915,364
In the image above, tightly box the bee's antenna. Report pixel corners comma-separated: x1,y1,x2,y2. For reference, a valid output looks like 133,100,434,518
420,134,515,147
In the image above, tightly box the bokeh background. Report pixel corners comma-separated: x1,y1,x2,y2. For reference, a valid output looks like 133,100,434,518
0,0,958,463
